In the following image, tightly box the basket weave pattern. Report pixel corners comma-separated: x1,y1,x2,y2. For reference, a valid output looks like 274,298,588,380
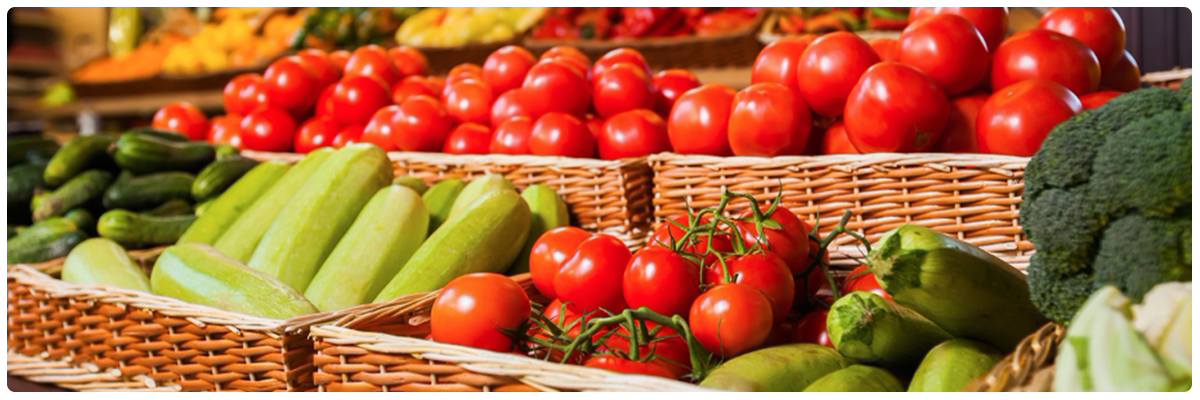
963,322,1065,392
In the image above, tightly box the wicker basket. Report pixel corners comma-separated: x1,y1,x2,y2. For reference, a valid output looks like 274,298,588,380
963,322,1065,392
243,151,655,248
299,274,708,392
649,152,1032,269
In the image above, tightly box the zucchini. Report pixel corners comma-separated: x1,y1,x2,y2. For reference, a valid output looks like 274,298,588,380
7,218,86,264
32,169,113,221
112,132,215,174
103,170,195,211
699,343,853,391
8,136,59,166
192,155,259,202
421,177,465,234
391,176,428,195
827,291,952,371
151,242,318,319
44,134,116,186
62,238,151,292
804,365,904,392
509,184,569,274
908,339,1003,392
64,208,96,235
179,160,290,244
8,162,47,205
97,209,197,248
445,174,516,224
125,127,189,142
143,199,194,217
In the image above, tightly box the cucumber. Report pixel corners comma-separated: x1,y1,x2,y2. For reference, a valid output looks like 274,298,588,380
44,134,115,187
97,209,197,248
445,174,516,223
827,291,952,371
508,184,569,274
150,242,318,319
192,155,259,202
305,185,429,311
248,144,392,292
103,170,195,211
143,198,194,217
213,148,333,260
7,225,17,239
422,177,465,234
392,176,429,195
699,343,853,391
125,127,190,142
64,208,96,235
803,365,905,392
213,143,240,159
179,161,290,245
867,224,1049,352
112,132,215,174
374,189,531,301
7,218,86,264
9,162,47,205
908,339,1003,392
8,136,59,166
62,238,151,292
32,169,113,221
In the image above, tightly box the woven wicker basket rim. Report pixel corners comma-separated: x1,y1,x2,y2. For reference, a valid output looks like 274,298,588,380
243,150,649,170
649,152,1030,170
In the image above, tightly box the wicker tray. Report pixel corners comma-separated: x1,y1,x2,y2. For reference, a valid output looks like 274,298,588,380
243,151,655,248
963,322,1065,392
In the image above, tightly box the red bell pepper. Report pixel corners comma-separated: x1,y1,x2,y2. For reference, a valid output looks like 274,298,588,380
574,8,613,39
694,10,755,36
533,15,576,39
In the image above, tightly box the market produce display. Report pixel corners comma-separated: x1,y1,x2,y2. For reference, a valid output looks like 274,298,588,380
531,7,761,40
396,7,546,47
768,7,910,35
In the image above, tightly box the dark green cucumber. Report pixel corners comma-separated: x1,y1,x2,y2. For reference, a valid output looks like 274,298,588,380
179,160,290,245
97,209,197,248
151,242,318,319
143,199,194,217
8,136,59,166
804,365,905,392
7,217,86,264
102,170,195,211
32,170,113,221
62,238,151,292
44,134,116,186
125,127,189,142
8,162,47,205
64,208,96,235
192,156,259,202
112,132,215,174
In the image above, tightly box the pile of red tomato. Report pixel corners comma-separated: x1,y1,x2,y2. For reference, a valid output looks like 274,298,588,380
427,201,891,379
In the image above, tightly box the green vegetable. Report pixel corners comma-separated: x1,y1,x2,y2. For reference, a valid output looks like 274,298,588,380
43,134,115,187
192,155,259,202
179,160,290,245
62,238,151,292
112,132,215,174
421,178,465,234
151,242,317,319
804,365,904,392
102,170,195,211
98,209,197,248
908,339,1003,392
392,175,429,195
699,343,852,391
826,290,952,371
7,217,86,263
8,162,47,205
32,169,113,221
1132,282,1192,384
142,198,194,217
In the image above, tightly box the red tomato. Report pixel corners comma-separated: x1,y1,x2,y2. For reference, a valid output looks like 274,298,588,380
667,83,735,156
933,93,989,153
490,88,536,128
392,95,453,152
541,45,590,65
392,75,440,105
529,226,592,299
296,49,339,86
482,45,537,96
689,283,773,358
530,112,595,158
591,47,651,82
845,62,950,152
585,115,605,139
328,50,351,71
431,273,530,352
1080,90,1123,110
991,29,1101,97
751,35,816,92
598,323,692,378
359,105,403,152
583,355,675,379
447,63,484,86
593,62,655,118
314,85,336,118
546,55,591,77
791,310,833,347
899,14,990,95
721,253,795,325
388,46,429,78
622,247,702,319
735,203,811,274
207,114,241,148
555,234,632,314
1038,7,1126,70
443,80,494,126
1099,50,1141,92
797,32,881,118
843,265,890,300
223,73,270,116
651,69,701,117
728,82,812,157
523,59,591,117
977,79,1082,156
294,116,339,153
821,120,859,154
649,214,733,270
344,44,402,87
443,123,492,154
329,75,393,126
262,56,323,116
332,124,364,148
909,7,1010,51
152,101,209,140
239,108,295,152
490,116,534,154
868,37,900,62
598,109,671,160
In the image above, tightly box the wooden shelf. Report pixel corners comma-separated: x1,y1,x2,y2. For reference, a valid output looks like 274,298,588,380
31,90,225,120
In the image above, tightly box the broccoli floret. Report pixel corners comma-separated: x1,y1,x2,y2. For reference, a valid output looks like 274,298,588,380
1028,263,1095,324
1093,214,1191,303
1019,188,1101,275
1090,110,1191,218
1179,76,1191,110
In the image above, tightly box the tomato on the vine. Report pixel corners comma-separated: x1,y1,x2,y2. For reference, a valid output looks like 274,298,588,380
529,227,592,299
443,79,494,126
152,101,209,140
490,116,534,154
431,273,531,353
482,45,537,96
991,29,1100,96
792,309,833,347
329,75,393,126
1099,50,1141,92
797,32,881,118
622,246,702,319
443,123,492,154
751,35,816,92
238,108,295,152
598,323,692,378
845,62,950,152
530,112,595,158
1037,7,1126,70
223,73,270,116
909,7,1010,51
294,116,339,153
523,59,591,117
262,55,322,116
593,62,655,118
932,93,989,153
898,14,990,95
689,283,774,358
733,202,811,274
976,78,1081,156
651,69,701,118
667,83,736,156
821,120,859,154
648,214,734,268
728,82,812,157
598,109,670,160
1079,90,1122,110
555,234,632,314
359,105,402,152
720,252,795,325
583,355,675,379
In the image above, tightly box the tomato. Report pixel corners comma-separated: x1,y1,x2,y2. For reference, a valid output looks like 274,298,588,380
555,234,632,314
527,299,598,365
791,309,833,347
598,109,670,160
392,95,453,152
622,247,701,319
262,56,323,117
541,45,590,65
932,93,989,153
490,88,536,128
593,63,655,118
482,45,537,96
152,101,209,140
764,319,799,348
239,108,295,152
598,323,692,378
447,63,484,87
868,37,900,62
431,273,531,352
728,82,812,157
991,29,1101,97
591,48,651,83
820,120,859,154
899,14,990,95
796,32,881,118
751,35,816,92
392,75,440,105
651,69,701,117
443,80,494,126
734,203,811,274
546,55,591,77
207,114,241,148
329,75,393,126
843,265,890,300
314,85,336,118
529,227,592,299
585,115,605,139
530,112,595,158
720,253,795,325
845,62,950,153
359,105,402,152
977,79,1082,156
344,44,402,87
332,124,364,148
1099,50,1141,92
583,355,675,379
388,45,429,78
488,116,534,154
1080,90,1123,110
296,49,339,87
523,59,591,117
443,123,492,154
1038,7,1126,70
649,214,733,269
223,73,270,116
328,50,351,71
294,116,339,153
667,83,735,156
909,7,1010,51
689,283,773,358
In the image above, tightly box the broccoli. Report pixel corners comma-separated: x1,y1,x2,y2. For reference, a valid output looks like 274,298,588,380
1021,79,1193,324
